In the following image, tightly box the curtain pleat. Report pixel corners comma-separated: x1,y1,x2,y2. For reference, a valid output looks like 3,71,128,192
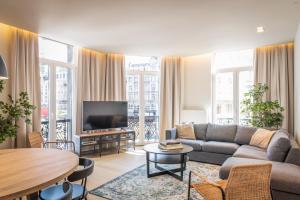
76,49,126,133
159,56,182,141
10,29,41,148
254,43,294,134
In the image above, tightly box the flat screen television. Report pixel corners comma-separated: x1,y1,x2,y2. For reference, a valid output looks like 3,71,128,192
82,101,128,131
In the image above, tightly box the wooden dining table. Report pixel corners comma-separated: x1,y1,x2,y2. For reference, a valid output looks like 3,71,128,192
0,148,79,200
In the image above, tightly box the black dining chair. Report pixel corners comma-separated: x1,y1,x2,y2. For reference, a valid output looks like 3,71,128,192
39,181,73,200
40,158,94,200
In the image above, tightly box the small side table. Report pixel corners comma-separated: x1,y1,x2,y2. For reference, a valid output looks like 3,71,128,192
144,143,193,181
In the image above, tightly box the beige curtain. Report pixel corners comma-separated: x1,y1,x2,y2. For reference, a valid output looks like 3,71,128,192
10,29,41,148
159,56,182,141
254,43,294,134
76,49,126,133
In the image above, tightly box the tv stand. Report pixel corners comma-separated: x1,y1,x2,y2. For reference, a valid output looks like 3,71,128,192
74,129,135,156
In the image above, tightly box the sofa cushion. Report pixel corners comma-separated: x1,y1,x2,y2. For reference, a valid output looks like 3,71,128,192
234,126,257,145
193,124,208,140
284,137,300,166
250,128,276,149
220,157,300,195
202,141,239,155
179,139,204,151
206,123,237,143
233,145,268,160
175,124,196,140
267,130,291,162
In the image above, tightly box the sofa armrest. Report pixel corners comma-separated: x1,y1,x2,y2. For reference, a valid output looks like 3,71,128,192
165,128,178,140
285,138,300,166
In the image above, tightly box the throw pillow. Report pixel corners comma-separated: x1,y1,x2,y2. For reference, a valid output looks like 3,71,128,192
175,124,196,140
250,128,276,149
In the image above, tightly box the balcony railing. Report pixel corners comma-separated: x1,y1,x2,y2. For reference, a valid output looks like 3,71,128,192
41,119,72,141
216,117,251,126
128,115,159,141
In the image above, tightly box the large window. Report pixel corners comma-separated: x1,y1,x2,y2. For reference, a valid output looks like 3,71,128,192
213,50,253,125
39,37,75,141
126,56,160,144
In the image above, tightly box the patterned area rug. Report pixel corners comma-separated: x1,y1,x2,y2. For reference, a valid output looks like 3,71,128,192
90,161,220,200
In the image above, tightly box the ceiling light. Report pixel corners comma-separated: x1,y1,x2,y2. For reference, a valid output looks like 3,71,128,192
257,26,265,33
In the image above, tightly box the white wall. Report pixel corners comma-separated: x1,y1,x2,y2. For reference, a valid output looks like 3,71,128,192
0,23,13,148
294,23,300,144
182,54,212,122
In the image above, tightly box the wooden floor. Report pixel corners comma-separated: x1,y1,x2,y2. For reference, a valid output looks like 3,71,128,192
85,148,146,200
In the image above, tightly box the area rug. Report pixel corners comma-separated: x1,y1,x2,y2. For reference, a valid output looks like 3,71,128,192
90,161,220,200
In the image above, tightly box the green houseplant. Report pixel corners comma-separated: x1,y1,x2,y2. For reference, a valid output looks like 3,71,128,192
241,83,284,129
0,80,36,143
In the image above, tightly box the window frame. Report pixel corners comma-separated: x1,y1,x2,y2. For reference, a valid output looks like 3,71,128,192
126,57,160,145
39,38,77,142
212,64,253,125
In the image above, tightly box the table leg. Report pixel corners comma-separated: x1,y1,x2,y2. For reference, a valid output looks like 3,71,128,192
146,152,150,178
180,154,184,181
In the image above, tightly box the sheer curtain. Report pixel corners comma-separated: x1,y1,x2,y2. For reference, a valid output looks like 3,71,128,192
254,43,294,134
76,49,126,133
159,56,182,140
10,28,41,148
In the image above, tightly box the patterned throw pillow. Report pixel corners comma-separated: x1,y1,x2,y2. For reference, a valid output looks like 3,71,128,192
175,124,196,140
250,128,276,149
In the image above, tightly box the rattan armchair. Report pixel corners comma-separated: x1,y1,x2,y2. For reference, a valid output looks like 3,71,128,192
188,163,272,200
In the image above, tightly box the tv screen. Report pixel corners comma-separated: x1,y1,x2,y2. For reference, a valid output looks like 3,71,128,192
82,101,128,131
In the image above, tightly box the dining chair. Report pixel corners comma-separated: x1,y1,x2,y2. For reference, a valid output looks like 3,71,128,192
40,157,94,200
39,181,73,200
27,131,76,153
188,163,272,200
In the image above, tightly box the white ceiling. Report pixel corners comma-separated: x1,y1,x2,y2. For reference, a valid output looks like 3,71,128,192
0,0,299,56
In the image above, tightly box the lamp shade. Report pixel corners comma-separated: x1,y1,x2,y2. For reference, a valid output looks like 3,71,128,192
0,55,8,79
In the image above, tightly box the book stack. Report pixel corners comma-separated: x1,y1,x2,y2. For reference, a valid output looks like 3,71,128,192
159,140,183,151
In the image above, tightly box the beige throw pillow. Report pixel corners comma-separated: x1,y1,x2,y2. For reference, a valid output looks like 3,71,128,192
250,128,276,149
175,124,196,140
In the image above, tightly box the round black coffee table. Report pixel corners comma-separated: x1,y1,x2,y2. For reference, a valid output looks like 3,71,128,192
144,143,193,181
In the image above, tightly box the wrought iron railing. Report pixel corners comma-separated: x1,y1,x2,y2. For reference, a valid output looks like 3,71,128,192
216,117,251,126
41,119,72,141
128,116,159,141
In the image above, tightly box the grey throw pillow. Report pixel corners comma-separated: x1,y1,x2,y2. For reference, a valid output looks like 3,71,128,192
267,130,291,162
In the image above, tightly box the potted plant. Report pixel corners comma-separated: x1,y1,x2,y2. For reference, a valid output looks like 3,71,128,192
0,80,36,144
241,83,284,130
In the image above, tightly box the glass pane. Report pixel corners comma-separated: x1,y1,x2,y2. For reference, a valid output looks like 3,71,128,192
40,64,50,141
214,49,253,70
144,75,160,142
239,71,253,125
127,74,140,142
125,56,160,71
39,37,74,64
215,72,234,124
56,67,72,141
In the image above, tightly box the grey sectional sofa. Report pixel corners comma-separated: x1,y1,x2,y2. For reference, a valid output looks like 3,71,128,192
166,123,300,200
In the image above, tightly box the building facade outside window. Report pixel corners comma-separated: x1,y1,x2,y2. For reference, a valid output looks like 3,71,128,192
126,56,160,145
39,37,76,142
212,50,253,125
